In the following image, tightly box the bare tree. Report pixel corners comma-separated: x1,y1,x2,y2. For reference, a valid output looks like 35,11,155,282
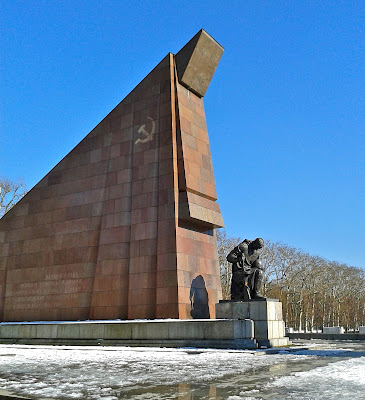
0,178,27,217
216,229,241,300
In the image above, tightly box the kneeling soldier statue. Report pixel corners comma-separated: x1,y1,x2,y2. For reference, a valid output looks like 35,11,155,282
227,238,265,301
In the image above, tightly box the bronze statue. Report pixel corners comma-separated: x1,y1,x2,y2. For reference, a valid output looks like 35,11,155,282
227,238,265,301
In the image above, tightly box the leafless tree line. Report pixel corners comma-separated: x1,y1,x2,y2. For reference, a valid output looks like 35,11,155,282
217,229,365,331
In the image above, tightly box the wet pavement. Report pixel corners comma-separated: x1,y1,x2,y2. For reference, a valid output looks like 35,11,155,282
0,340,364,399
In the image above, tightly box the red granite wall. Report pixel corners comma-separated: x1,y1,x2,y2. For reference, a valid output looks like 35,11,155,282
89,54,178,320
0,32,224,321
175,81,223,319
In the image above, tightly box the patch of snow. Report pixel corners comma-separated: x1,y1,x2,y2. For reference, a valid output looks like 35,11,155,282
0,344,303,399
0,343,364,399
266,356,365,399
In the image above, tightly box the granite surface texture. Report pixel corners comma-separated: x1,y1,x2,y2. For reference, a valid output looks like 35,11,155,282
0,30,224,321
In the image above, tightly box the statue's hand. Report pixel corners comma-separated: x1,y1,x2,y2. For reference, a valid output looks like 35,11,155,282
227,253,239,263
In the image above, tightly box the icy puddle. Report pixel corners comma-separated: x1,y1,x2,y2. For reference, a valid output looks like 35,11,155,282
0,341,364,399
119,351,365,399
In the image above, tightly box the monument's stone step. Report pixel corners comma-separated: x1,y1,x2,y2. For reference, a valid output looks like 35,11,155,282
0,319,257,349
215,299,291,347
256,337,291,348
0,337,258,350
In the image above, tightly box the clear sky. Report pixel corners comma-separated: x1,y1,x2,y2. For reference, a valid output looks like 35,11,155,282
1,1,364,268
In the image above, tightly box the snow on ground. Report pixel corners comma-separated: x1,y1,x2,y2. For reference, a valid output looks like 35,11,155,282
0,345,303,399
234,356,365,400
0,343,364,399
268,357,365,397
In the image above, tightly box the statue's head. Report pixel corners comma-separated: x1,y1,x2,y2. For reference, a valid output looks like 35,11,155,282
252,238,264,250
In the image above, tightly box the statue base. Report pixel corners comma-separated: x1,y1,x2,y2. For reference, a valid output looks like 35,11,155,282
215,299,291,348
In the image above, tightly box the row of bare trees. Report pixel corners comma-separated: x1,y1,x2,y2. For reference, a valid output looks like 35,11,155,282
217,229,365,331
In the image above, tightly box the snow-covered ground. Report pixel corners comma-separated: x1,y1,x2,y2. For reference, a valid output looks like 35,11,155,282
0,341,364,399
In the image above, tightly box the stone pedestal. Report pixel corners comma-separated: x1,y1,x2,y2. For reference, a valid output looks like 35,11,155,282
215,299,291,347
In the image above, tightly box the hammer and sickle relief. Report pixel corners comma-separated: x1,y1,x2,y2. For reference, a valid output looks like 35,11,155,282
135,117,156,145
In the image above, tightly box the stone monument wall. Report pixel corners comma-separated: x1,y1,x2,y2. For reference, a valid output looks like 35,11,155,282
0,30,224,321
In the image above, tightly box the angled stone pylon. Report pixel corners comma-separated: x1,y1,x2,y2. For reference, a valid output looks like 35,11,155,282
0,30,224,321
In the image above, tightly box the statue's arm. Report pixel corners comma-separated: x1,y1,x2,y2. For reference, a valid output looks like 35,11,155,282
227,241,249,263
227,246,241,263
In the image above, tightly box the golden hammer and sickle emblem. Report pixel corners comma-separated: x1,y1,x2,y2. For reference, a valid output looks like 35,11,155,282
135,117,155,145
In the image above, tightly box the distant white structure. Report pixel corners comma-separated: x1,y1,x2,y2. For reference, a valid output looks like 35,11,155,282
359,326,365,334
323,326,345,334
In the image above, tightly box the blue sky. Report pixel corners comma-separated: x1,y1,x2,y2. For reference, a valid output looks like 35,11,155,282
1,1,364,268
